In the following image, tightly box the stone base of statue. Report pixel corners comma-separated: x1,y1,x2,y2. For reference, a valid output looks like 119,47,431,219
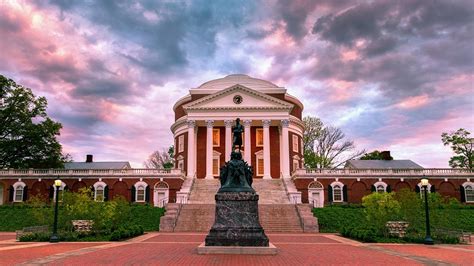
205,192,269,247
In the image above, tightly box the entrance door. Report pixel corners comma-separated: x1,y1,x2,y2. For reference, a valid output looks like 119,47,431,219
311,192,323,208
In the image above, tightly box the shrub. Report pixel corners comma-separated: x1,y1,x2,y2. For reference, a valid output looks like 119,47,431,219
362,192,401,233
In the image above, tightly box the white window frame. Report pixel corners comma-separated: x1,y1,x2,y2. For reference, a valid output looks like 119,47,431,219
213,128,220,147
177,155,184,171
462,182,474,203
292,134,299,153
330,181,344,202
93,181,107,202
255,150,264,176
373,181,388,193
13,181,26,202
134,181,148,202
417,182,432,198
178,135,184,153
154,181,170,207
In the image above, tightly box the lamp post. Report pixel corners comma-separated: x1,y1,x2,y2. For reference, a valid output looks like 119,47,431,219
421,178,434,245
50,179,61,243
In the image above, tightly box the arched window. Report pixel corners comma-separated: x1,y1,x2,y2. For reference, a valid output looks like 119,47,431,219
465,185,474,203
376,185,385,193
93,181,107,202
13,181,26,202
136,185,146,202
333,185,342,202
95,185,104,202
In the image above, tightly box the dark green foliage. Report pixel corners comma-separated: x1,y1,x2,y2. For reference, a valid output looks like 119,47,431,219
441,128,473,169
312,206,365,232
130,204,165,231
360,150,393,160
0,75,70,169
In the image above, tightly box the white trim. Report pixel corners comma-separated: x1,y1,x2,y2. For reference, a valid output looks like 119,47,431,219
134,181,148,202
292,134,299,153
255,150,264,176
13,181,26,202
462,182,474,203
308,181,324,208
374,181,388,193
93,181,107,202
330,181,345,202
178,135,184,153
213,150,221,176
154,181,169,207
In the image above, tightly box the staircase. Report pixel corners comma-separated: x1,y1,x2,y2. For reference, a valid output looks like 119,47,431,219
171,178,318,233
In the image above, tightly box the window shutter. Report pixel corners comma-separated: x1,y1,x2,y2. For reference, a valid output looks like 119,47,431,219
371,185,376,192
64,185,69,192
49,186,54,200
430,185,435,193
9,186,14,202
386,185,392,193
327,185,333,202
104,186,109,201
131,186,136,202
460,185,465,203
145,186,150,203
91,186,95,199
415,186,420,193
23,186,28,201
343,185,348,202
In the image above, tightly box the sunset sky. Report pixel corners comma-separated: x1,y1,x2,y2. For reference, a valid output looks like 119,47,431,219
1,0,473,167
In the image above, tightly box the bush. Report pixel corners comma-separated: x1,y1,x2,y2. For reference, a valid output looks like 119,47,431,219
362,192,401,233
341,225,378,242
312,206,365,233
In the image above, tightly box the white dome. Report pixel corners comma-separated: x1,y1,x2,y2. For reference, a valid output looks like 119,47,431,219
196,74,281,91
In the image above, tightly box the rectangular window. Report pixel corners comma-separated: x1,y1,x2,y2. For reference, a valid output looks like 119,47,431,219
136,188,145,202
178,160,184,170
14,187,23,202
213,158,219,176
178,135,184,153
213,129,220,147
333,187,342,202
292,135,299,153
256,128,264,147
257,157,264,176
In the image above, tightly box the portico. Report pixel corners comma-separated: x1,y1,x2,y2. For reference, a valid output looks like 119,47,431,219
171,75,304,180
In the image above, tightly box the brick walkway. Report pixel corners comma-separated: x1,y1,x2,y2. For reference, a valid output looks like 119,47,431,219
0,232,472,265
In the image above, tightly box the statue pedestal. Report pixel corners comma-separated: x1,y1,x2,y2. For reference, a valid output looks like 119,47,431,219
205,192,269,247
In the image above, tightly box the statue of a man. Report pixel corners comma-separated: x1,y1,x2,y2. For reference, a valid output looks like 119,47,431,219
232,118,244,151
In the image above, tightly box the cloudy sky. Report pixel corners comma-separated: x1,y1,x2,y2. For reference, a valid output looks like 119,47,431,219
1,0,473,167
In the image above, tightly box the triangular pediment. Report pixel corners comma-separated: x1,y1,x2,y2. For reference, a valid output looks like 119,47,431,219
183,85,293,112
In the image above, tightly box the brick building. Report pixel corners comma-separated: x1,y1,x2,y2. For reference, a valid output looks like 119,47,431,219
0,75,473,207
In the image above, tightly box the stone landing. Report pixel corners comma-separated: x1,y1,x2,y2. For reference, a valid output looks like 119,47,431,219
197,242,278,255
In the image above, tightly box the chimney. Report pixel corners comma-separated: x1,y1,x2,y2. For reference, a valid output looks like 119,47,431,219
380,151,392,160
86,154,93,163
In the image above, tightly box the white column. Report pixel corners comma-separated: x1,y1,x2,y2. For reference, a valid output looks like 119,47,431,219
281,119,290,178
224,120,233,161
205,120,214,179
186,120,196,178
243,119,252,164
262,119,271,179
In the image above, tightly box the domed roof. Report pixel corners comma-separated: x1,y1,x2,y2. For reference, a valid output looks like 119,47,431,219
196,74,281,91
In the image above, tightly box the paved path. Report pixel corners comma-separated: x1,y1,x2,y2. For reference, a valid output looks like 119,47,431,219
0,232,472,265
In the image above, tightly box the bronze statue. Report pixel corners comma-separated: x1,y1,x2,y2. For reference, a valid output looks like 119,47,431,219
232,118,244,151
218,151,254,192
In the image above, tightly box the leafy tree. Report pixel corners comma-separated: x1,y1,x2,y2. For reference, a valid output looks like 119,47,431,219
144,145,174,169
360,150,393,160
303,116,365,169
441,128,473,169
0,75,69,169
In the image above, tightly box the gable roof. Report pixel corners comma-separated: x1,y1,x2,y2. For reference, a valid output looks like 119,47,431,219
183,84,293,112
64,161,131,170
345,160,423,169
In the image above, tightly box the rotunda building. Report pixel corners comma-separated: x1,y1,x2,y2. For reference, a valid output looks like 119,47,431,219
171,74,304,179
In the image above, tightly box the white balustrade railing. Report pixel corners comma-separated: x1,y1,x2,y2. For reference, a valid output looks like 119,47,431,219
0,168,184,177
292,168,473,177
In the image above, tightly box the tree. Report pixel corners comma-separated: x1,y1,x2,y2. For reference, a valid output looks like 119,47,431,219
0,75,69,169
144,145,174,169
360,150,393,160
441,128,473,169
303,116,365,169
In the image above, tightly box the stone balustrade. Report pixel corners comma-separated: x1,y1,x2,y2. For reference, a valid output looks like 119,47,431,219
0,168,184,179
293,168,474,178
